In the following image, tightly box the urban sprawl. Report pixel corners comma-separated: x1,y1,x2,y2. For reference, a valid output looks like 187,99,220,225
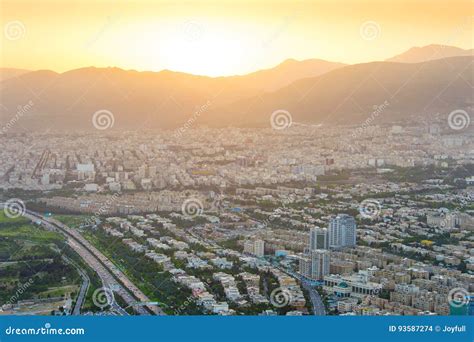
1,123,473,316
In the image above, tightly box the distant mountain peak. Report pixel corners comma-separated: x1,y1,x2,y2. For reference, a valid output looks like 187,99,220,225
387,44,473,63
280,58,299,65
0,68,31,82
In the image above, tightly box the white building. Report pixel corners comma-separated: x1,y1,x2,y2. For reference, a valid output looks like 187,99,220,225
299,249,330,280
310,249,330,280
323,272,382,298
254,239,264,257
244,239,265,257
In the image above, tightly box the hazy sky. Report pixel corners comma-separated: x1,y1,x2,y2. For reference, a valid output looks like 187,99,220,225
1,0,473,76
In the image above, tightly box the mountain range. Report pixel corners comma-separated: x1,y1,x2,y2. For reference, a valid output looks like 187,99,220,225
0,44,472,131
0,68,30,82
386,44,473,63
206,56,473,127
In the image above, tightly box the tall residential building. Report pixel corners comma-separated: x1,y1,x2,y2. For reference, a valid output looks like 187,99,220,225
328,214,356,248
298,249,330,280
299,256,311,278
310,227,328,250
311,249,330,280
243,240,253,255
244,239,265,257
254,239,265,257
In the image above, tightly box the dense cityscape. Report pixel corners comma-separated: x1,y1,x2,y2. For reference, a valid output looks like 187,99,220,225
1,121,472,316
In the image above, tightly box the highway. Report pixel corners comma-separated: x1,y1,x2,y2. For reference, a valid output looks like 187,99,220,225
276,265,327,315
20,208,165,315
300,279,326,315
62,256,90,315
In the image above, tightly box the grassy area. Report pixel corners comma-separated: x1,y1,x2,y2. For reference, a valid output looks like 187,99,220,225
39,284,80,298
0,211,80,308
52,214,91,229
0,222,62,244
0,212,63,261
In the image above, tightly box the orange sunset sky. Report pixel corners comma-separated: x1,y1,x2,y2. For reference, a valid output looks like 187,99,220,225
1,0,473,76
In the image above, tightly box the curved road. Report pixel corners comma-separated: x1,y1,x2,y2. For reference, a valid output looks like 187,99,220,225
21,208,165,315
300,279,326,316
276,266,326,316
62,256,90,315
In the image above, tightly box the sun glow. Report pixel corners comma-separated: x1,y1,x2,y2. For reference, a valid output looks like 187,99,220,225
162,34,248,77
1,0,472,75
107,20,266,76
